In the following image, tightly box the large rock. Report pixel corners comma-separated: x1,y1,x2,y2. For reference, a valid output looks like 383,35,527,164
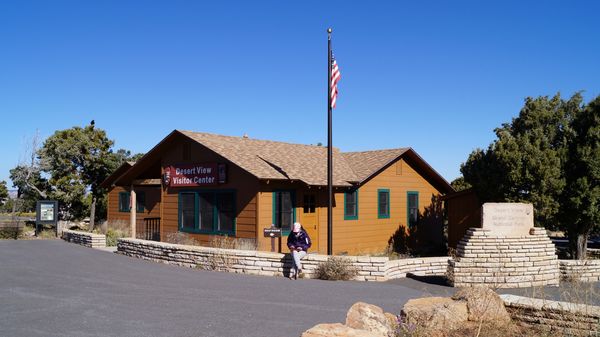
300,323,376,337
345,302,392,336
452,286,511,322
401,297,468,331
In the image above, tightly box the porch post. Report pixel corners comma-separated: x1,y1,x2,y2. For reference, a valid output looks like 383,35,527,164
130,186,136,238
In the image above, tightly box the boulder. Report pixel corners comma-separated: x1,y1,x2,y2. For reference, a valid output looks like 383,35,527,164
401,296,468,331
384,312,398,330
452,286,511,323
345,302,392,336
300,323,377,337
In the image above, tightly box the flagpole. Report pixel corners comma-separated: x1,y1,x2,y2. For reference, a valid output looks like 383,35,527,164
327,27,333,256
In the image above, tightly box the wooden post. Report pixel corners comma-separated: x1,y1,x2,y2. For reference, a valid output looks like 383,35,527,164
130,187,136,238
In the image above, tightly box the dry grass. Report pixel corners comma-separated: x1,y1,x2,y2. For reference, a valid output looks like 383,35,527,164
314,256,359,281
208,235,257,251
98,220,130,246
164,232,198,246
103,220,129,234
198,236,242,271
38,229,57,239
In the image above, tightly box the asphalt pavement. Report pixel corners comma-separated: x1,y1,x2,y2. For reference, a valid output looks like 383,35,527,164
2,240,598,337
0,240,430,337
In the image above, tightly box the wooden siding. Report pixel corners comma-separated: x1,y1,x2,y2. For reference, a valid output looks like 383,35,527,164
254,159,445,255
106,185,161,229
255,181,316,252
310,158,445,255
160,136,259,245
330,158,444,255
446,189,481,248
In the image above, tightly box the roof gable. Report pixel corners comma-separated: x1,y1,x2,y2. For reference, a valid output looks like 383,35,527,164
99,161,134,189
342,148,454,194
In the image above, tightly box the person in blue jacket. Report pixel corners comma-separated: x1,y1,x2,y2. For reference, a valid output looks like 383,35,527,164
287,222,311,280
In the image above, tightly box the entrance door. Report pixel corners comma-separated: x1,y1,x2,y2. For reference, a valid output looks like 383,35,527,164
301,193,319,252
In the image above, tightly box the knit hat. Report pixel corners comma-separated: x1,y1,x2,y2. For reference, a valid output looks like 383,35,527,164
292,222,301,233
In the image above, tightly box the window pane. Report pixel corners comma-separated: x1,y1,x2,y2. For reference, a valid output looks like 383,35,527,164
378,191,389,217
180,193,195,230
408,194,418,226
119,192,130,212
345,191,357,217
199,193,214,231
276,191,293,231
217,193,234,233
303,195,316,214
136,192,145,212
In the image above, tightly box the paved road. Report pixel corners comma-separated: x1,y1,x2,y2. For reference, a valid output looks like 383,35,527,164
0,240,428,337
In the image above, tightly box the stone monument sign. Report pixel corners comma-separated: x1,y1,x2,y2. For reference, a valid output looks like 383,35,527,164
481,202,534,237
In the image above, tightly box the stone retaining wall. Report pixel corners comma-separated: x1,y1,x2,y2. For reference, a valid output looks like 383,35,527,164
385,257,451,279
560,259,600,282
117,238,448,281
500,294,600,335
449,227,559,288
62,229,106,248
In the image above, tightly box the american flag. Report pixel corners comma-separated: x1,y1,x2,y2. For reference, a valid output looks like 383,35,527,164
330,54,341,109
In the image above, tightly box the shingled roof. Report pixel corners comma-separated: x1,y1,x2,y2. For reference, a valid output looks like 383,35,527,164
109,130,452,193
342,149,409,182
342,148,453,193
179,130,358,186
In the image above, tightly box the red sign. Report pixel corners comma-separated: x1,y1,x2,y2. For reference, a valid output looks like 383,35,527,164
166,163,219,187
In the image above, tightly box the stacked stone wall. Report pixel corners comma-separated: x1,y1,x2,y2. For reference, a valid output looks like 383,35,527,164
500,294,600,335
385,257,450,279
117,238,449,281
560,259,600,282
450,227,559,288
62,230,106,248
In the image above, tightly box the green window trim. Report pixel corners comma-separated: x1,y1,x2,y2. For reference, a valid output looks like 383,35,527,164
377,189,390,219
272,190,296,235
407,191,419,228
344,189,359,220
177,190,236,235
118,191,145,213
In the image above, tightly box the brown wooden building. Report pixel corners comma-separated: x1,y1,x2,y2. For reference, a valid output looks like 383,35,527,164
101,130,454,255
444,189,482,248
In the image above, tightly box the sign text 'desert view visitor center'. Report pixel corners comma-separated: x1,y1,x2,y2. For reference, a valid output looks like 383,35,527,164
481,203,534,237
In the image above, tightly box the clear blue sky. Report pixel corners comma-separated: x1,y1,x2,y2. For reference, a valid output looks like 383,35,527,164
1,0,599,187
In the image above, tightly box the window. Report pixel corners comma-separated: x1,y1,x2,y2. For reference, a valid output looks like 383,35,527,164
198,192,214,231
118,191,145,212
273,191,295,232
136,192,145,212
118,192,129,212
407,191,419,227
377,189,390,219
303,194,316,214
178,191,236,234
344,189,358,220
180,192,196,231
217,193,235,233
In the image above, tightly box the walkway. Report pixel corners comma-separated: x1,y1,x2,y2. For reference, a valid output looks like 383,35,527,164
1,240,427,337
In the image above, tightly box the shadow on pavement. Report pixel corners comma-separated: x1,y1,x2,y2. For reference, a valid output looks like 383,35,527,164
406,273,451,287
